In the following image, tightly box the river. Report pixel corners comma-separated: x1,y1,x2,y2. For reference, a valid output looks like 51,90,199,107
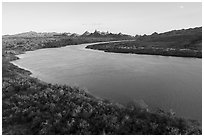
12,41,202,122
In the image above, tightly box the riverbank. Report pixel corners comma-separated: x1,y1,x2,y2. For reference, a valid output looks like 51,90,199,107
86,42,202,58
2,37,202,134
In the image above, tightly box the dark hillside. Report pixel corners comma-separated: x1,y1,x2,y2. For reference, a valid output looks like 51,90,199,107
86,27,202,58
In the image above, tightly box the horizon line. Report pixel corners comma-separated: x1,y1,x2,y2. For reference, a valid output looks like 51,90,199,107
2,25,202,36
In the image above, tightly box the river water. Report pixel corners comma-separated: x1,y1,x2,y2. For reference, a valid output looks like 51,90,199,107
12,42,202,122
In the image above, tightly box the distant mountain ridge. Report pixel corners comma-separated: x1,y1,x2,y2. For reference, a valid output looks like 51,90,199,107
81,30,132,38
3,27,201,40
3,30,133,39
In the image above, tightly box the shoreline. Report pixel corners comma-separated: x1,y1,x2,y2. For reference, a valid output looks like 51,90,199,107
85,46,202,59
86,47,202,59
13,40,130,59
11,58,108,104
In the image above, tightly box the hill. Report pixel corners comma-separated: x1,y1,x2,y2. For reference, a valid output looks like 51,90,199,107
86,27,202,58
3,31,61,37
3,30,133,40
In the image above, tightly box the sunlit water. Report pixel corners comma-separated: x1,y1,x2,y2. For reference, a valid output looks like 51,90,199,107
12,42,202,122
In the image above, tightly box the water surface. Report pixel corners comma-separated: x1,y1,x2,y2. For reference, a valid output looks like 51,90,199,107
12,42,202,121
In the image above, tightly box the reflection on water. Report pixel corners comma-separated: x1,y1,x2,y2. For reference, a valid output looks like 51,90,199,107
12,42,202,122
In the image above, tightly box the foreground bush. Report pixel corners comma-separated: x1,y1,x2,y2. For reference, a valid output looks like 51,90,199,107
2,64,201,135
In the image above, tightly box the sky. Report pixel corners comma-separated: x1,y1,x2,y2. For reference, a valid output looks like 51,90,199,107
2,2,202,36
